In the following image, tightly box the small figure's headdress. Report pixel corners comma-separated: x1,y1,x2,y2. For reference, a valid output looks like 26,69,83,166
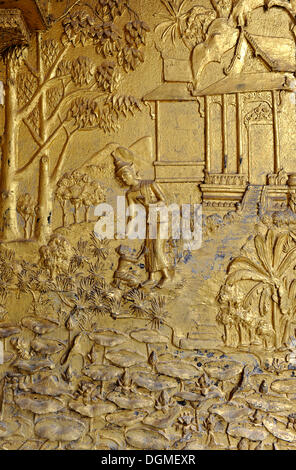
112,147,135,177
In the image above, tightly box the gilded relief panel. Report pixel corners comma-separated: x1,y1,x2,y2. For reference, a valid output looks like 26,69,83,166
1,0,296,451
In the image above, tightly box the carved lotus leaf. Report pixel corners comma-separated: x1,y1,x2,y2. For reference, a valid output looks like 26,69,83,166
13,358,55,374
31,337,65,355
203,360,243,380
82,364,123,381
125,428,169,450
106,410,147,427
2,351,15,364
245,393,293,413
143,406,181,429
107,391,154,410
22,316,57,335
156,361,201,380
271,378,296,394
174,391,202,402
263,416,296,442
209,403,253,422
227,422,269,441
99,430,126,450
130,328,169,344
178,337,212,350
18,440,44,450
28,375,73,396
88,329,128,347
105,349,146,368
69,399,116,418
35,416,85,442
131,372,177,392
14,393,65,414
182,441,205,450
66,434,94,450
0,323,20,338
0,420,20,438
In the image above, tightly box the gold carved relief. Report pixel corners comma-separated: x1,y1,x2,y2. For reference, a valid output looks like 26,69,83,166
0,0,296,452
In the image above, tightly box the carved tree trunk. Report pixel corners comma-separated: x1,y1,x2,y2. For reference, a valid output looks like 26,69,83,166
0,58,20,241
35,156,52,243
34,33,52,242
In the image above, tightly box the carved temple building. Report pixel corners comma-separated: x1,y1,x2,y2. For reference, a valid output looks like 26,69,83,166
144,31,296,213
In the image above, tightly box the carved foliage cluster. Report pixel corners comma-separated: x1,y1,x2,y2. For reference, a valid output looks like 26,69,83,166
56,170,106,225
217,213,296,350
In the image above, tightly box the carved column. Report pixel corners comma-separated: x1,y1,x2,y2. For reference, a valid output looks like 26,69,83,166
155,101,160,162
272,90,280,174
236,93,243,174
222,94,228,173
205,95,211,173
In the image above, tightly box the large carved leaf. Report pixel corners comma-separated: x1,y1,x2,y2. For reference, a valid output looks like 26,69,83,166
289,279,296,313
254,234,272,275
278,247,296,277
273,232,289,269
227,269,268,285
228,256,268,277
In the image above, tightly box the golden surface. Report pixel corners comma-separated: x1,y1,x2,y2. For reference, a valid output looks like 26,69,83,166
0,0,296,450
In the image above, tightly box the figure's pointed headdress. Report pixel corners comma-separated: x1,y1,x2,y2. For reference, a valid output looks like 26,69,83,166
112,147,134,177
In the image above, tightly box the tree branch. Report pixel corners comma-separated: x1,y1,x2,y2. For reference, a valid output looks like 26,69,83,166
23,60,39,80
44,43,71,82
51,126,78,184
16,119,66,175
50,0,82,24
47,85,104,126
23,118,43,146
17,76,68,120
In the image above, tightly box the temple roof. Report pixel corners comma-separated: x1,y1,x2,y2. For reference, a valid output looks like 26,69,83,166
0,1,48,30
144,72,294,100
244,33,296,73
